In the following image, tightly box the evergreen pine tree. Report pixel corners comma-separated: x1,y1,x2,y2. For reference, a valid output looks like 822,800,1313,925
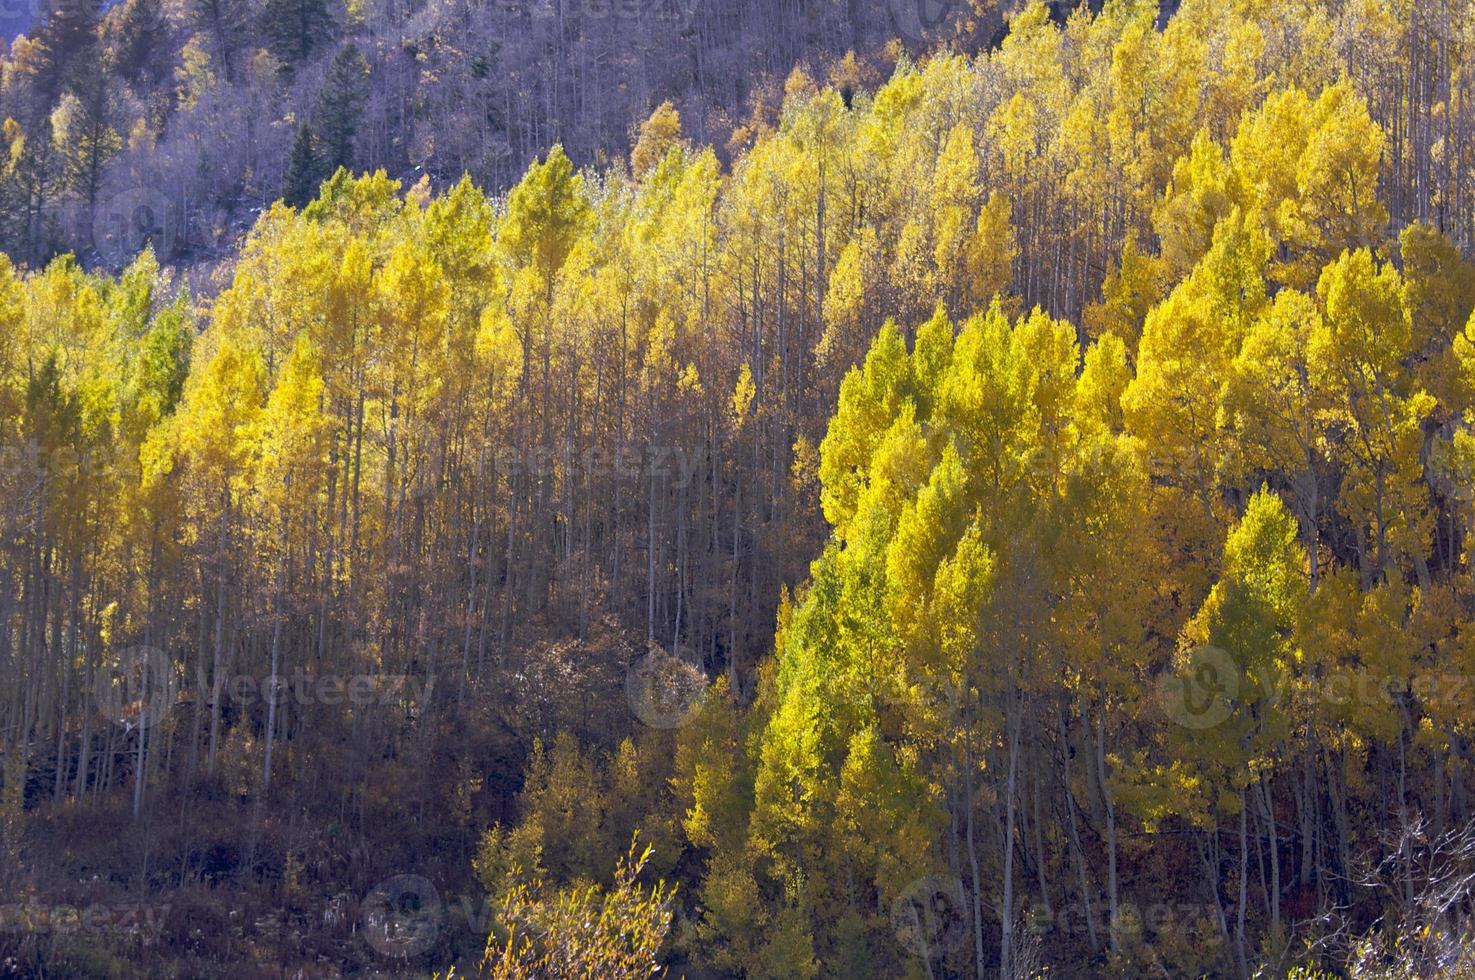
30,0,102,96
189,0,252,82
259,0,333,67
312,44,370,178
283,122,320,208
108,0,170,85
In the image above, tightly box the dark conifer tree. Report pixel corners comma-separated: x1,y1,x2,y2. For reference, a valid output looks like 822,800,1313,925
283,122,320,208
312,43,370,177
259,0,333,67
189,0,252,81
107,0,169,85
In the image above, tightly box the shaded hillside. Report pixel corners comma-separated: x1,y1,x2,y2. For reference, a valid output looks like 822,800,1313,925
4,1,1475,978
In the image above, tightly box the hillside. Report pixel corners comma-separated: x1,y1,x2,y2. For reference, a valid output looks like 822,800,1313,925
0,0,1060,273
2,0,1475,978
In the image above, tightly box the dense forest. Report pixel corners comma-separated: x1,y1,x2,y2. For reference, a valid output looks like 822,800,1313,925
5,0,1475,977
0,0,1037,270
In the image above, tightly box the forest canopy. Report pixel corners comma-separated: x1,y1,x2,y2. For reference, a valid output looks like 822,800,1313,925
4,0,1475,977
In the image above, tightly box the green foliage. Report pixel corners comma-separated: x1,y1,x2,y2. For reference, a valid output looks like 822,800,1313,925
283,123,320,208
478,839,676,980
4,11,1475,978
313,44,371,176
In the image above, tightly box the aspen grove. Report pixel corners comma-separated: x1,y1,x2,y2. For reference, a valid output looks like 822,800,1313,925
5,1,1475,976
